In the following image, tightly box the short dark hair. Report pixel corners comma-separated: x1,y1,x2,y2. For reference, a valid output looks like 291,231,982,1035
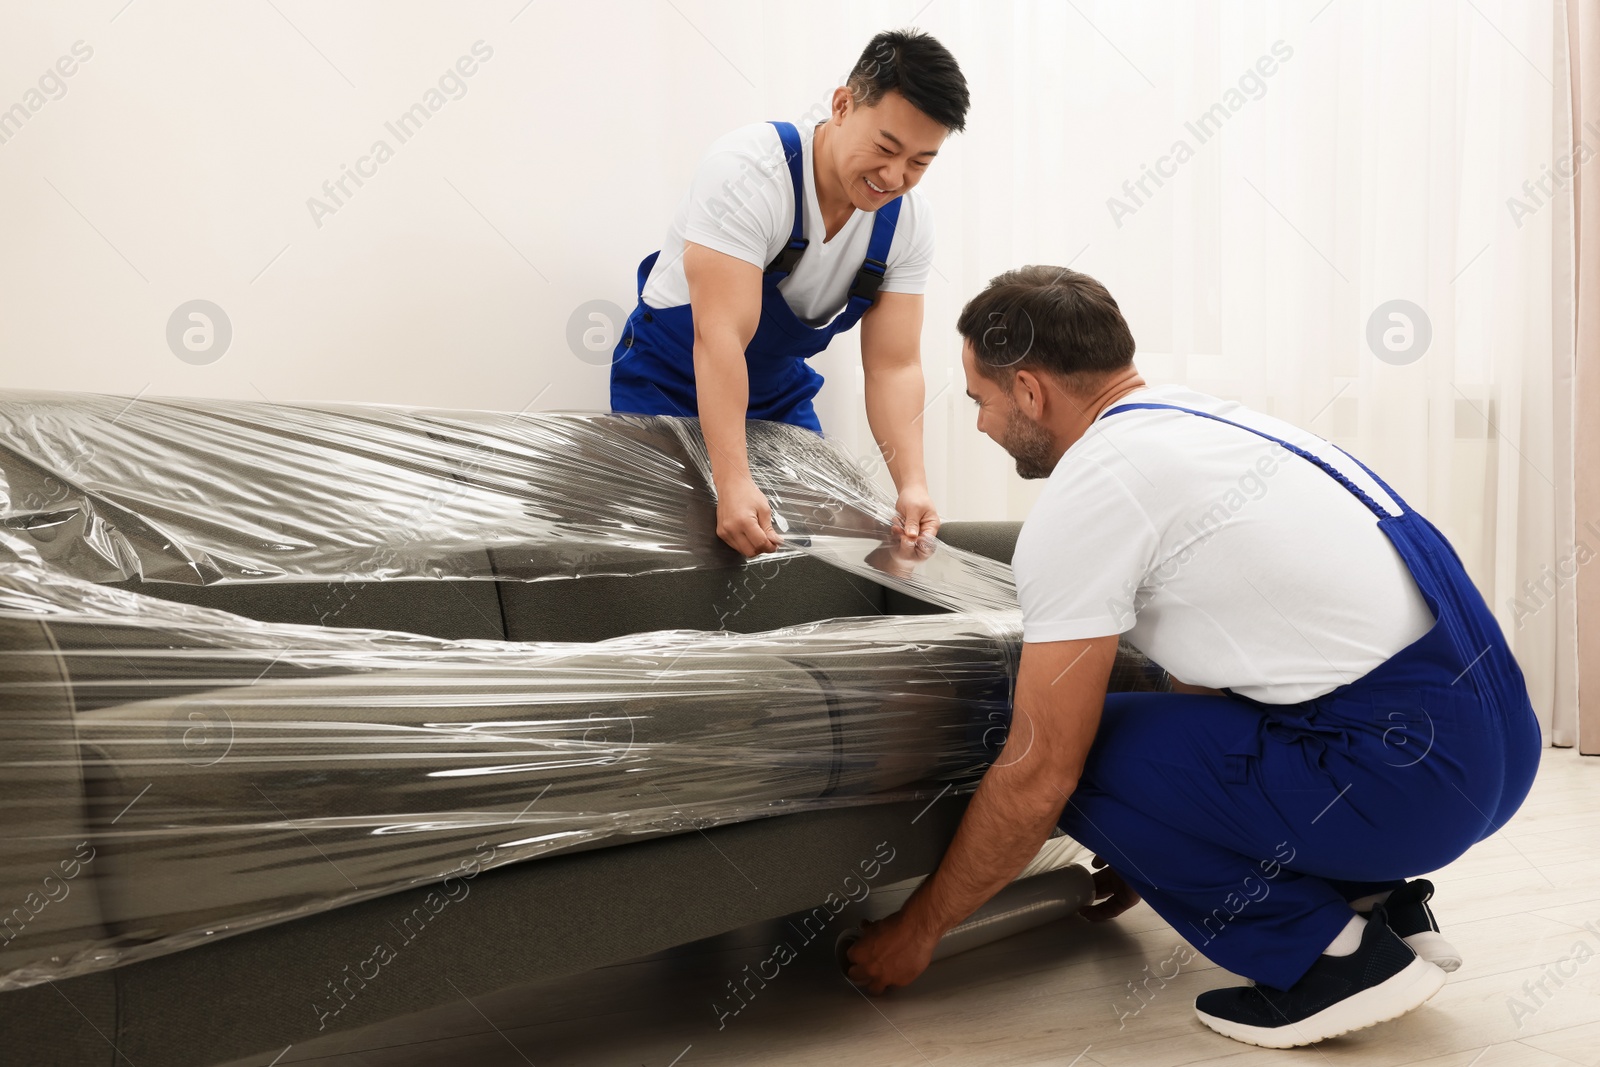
847,30,970,133
957,265,1136,384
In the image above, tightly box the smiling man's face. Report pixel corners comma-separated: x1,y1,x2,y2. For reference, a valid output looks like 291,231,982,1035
961,340,1060,480
826,87,948,211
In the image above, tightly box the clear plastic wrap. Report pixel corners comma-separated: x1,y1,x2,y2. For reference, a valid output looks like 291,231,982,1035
0,389,1013,611
0,389,1168,991
0,389,731,584
669,418,1020,613
1,565,1024,990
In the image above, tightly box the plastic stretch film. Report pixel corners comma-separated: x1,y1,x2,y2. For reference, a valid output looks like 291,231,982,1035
668,418,1020,613
0,389,1013,611
0,389,1171,990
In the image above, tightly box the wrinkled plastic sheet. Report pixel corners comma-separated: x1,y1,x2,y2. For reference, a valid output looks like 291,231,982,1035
0,389,1015,612
0,390,1168,990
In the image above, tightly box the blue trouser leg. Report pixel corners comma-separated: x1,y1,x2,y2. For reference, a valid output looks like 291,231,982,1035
1057,684,1512,989
1062,782,1357,988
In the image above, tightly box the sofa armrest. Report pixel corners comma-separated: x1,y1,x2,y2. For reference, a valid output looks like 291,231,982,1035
935,521,1024,566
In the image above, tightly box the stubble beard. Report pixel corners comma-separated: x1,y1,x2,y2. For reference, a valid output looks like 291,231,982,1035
1001,399,1057,480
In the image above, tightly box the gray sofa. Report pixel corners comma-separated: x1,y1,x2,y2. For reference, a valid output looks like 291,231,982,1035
1,521,1033,1067
0,394,1178,1066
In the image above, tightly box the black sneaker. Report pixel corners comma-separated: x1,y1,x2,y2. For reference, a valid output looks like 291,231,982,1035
1360,878,1461,973
1194,904,1447,1048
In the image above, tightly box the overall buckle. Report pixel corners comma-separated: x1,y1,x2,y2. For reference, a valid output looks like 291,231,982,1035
849,257,889,302
765,237,809,275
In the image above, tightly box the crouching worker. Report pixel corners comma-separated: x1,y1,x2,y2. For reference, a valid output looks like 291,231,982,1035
844,265,1543,1047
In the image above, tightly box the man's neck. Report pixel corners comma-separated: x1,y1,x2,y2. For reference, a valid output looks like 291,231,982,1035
1080,371,1149,422
1050,369,1148,462
812,121,856,242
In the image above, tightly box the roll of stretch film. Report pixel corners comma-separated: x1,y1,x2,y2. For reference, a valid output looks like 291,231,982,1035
836,863,1096,983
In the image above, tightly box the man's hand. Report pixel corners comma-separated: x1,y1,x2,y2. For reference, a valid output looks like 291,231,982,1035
715,475,783,558
844,910,942,994
893,485,940,546
864,535,936,579
1079,854,1141,922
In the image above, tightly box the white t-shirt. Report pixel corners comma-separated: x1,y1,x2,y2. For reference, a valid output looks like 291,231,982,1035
1012,384,1436,705
640,120,935,328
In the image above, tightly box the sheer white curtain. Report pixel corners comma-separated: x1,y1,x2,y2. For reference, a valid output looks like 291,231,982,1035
1569,0,1600,754
806,0,1573,744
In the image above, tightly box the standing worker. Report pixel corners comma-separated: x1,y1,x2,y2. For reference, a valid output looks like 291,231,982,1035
845,266,1543,1048
609,30,969,558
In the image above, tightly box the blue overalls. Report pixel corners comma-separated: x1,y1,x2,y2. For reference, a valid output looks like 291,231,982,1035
1052,402,1544,990
608,121,902,434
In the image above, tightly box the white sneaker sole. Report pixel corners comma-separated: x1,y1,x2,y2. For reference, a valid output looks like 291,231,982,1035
1404,931,1462,973
1195,957,1447,1048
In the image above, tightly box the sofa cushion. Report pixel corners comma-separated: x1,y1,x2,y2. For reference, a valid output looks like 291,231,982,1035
76,652,838,946
492,520,1019,643
103,576,507,643
100,522,1014,647
491,553,888,642
789,639,1014,796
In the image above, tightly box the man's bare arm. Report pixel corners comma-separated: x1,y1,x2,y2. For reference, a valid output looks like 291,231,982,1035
898,634,1120,938
683,242,780,557
860,291,937,541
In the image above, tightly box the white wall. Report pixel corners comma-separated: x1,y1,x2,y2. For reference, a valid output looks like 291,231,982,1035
0,1,956,420
0,0,1565,546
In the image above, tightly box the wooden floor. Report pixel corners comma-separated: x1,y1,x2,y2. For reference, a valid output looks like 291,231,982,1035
227,746,1600,1067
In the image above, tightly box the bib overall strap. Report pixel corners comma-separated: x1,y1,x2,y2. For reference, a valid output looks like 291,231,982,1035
1102,402,1395,520
634,249,661,294
845,196,902,311
764,121,808,279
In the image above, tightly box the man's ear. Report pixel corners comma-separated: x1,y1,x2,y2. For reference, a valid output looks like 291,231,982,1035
1013,368,1047,420
831,85,853,123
